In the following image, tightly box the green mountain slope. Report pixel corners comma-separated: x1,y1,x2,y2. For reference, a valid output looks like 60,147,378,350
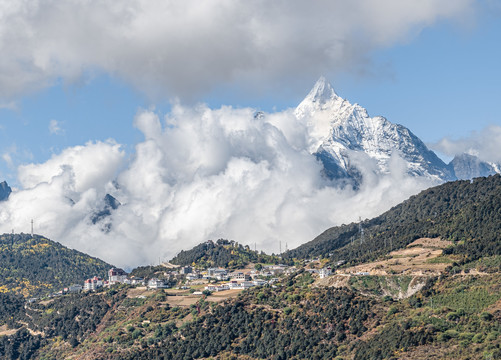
170,238,284,269
285,175,501,269
0,233,112,297
1,271,498,359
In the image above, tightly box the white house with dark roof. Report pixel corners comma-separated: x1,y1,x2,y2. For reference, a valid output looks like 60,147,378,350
108,268,128,284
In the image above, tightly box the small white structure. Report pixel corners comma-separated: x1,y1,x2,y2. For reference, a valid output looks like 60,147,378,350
186,273,201,281
147,278,167,289
130,277,145,286
319,267,332,279
68,284,83,293
239,281,255,289
204,284,230,292
226,281,255,289
252,279,267,287
355,271,370,276
230,272,251,281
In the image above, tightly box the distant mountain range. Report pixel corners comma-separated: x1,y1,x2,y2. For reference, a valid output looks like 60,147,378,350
296,77,499,187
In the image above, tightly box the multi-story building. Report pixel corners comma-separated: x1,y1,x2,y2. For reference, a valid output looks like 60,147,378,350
84,276,104,291
108,268,128,284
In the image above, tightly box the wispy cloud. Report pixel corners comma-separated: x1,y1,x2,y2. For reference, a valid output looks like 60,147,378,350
2,152,13,167
48,119,64,135
0,0,475,101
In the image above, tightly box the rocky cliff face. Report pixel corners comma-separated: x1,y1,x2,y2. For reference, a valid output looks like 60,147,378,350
0,181,12,201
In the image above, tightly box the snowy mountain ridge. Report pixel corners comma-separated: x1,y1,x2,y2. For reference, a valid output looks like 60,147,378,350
295,77,477,186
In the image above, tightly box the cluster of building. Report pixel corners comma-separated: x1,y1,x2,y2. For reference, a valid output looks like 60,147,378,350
181,264,295,282
195,265,296,292
62,261,345,297
70,268,168,293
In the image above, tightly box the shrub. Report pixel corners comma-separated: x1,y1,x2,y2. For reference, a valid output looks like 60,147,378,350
480,312,493,321
387,306,398,316
472,333,484,343
132,329,142,340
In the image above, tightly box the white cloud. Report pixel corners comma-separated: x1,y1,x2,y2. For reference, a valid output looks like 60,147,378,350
2,152,13,167
430,125,501,164
0,104,435,268
48,119,63,135
17,140,125,192
0,0,475,101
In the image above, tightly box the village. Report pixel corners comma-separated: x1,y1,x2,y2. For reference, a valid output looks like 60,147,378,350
77,264,299,294
54,261,343,298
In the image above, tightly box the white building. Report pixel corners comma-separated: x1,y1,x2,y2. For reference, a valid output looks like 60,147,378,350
319,267,332,279
108,268,128,284
68,284,83,293
147,278,167,289
204,284,230,292
84,276,104,291
130,277,145,286
252,279,267,287
230,272,251,281
186,273,201,281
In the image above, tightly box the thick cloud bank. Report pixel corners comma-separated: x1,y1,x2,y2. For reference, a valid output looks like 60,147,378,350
0,0,474,100
0,105,435,267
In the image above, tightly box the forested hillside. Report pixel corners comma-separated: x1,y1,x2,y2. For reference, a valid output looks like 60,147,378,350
0,233,112,297
170,239,285,269
285,175,501,269
0,270,498,359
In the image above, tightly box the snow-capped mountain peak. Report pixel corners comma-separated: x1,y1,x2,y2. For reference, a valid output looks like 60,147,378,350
295,77,456,186
305,76,339,104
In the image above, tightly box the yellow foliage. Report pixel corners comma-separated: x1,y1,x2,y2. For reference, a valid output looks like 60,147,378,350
32,243,51,250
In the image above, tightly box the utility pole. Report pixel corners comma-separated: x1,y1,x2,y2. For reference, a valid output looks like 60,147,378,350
359,217,364,245
279,241,282,255
31,219,34,238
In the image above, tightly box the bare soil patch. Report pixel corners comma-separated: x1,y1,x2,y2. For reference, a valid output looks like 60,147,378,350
338,237,453,276
206,289,242,302
407,237,452,249
164,295,200,307
127,287,149,298
0,324,17,336
315,274,351,288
